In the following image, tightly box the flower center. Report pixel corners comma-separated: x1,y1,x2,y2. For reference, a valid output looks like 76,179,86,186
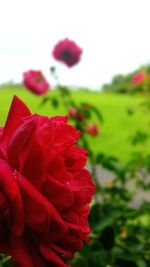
35,75,43,84
62,50,72,60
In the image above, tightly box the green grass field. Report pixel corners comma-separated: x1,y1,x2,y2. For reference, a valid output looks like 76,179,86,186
0,86,150,163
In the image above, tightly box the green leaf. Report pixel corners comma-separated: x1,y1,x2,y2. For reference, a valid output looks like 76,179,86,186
90,204,123,233
137,259,147,267
82,109,91,119
130,131,149,145
59,86,71,96
70,253,88,267
99,155,126,181
51,98,59,108
90,105,104,123
39,96,50,107
96,153,105,163
115,258,138,267
99,226,115,250
89,203,102,229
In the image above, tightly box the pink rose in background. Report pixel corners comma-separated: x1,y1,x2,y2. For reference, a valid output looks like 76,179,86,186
23,70,50,95
86,123,99,136
52,38,82,67
132,71,147,85
68,107,85,121
0,96,95,267
68,107,78,118
76,113,85,121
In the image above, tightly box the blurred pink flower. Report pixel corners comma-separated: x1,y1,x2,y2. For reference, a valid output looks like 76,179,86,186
52,38,82,67
86,123,99,136
68,107,78,118
23,70,50,95
132,71,147,85
76,113,85,121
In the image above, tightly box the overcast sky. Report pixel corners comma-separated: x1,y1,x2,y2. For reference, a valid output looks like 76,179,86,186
0,0,150,89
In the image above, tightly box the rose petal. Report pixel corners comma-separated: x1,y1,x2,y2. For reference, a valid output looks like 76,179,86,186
42,175,74,211
0,223,11,255
47,150,72,183
65,145,87,173
70,169,95,206
58,233,83,253
0,96,31,154
8,116,37,169
17,172,67,241
40,244,69,267
11,235,33,267
8,116,47,189
0,159,24,236
50,243,74,260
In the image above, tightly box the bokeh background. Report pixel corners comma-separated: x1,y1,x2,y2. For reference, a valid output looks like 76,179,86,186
1,0,150,89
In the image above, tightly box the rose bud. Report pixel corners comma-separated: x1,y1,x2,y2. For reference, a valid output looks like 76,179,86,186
86,123,99,136
76,113,85,121
52,38,82,67
23,70,50,95
0,96,95,267
68,107,78,118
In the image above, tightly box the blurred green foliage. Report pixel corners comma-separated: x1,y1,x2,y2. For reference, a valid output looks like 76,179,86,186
102,64,150,94
1,87,150,162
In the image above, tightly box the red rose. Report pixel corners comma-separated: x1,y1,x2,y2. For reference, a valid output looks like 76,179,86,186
52,38,82,67
76,113,85,121
68,107,85,122
23,70,50,95
86,123,99,136
0,96,95,267
68,107,77,118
